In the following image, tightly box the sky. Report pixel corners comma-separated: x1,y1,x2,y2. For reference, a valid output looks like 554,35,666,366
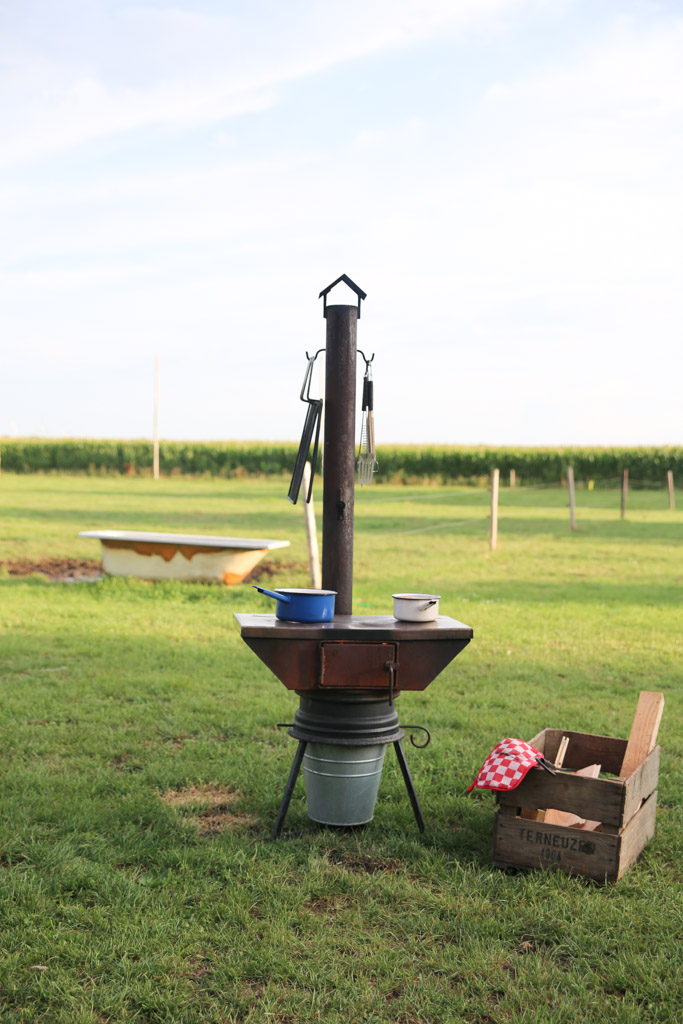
1,0,681,447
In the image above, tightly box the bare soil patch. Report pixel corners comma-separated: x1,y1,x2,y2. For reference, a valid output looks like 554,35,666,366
328,852,404,874
192,811,255,835
1,556,306,585
160,784,255,835
243,559,309,583
160,784,240,808
303,895,352,915
0,557,103,581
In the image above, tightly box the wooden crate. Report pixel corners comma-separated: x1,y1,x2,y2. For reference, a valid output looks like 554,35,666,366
492,728,660,883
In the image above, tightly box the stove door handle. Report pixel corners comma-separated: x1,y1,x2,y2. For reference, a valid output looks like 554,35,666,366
384,659,399,707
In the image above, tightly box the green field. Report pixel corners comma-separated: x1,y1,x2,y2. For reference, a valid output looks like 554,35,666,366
1,474,681,1024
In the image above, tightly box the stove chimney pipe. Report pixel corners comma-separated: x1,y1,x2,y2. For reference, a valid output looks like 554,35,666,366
321,303,357,614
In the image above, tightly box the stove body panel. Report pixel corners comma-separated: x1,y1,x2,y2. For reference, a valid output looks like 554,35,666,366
236,614,473,693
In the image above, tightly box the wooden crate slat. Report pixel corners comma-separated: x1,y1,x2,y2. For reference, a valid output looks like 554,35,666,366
622,746,660,823
496,803,519,818
533,729,627,774
492,810,622,883
617,791,658,880
497,769,624,827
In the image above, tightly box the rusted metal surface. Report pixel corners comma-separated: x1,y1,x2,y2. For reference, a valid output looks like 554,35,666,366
235,614,471,638
235,613,473,641
320,643,398,688
101,538,272,584
321,304,357,615
238,623,471,693
221,569,258,585
241,636,318,689
98,541,270,584
101,539,223,562
80,531,289,585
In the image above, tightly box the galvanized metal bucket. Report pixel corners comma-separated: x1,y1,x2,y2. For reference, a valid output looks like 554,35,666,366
303,743,386,826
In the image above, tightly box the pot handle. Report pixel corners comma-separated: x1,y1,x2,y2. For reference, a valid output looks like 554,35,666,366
252,585,291,604
417,600,437,611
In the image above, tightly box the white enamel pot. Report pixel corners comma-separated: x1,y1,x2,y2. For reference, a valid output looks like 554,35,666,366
392,593,441,622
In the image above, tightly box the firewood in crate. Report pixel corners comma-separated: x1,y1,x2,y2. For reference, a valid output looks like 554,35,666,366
544,763,601,829
493,723,662,882
521,734,569,822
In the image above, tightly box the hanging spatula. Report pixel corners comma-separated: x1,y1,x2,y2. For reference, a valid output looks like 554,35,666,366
288,355,323,504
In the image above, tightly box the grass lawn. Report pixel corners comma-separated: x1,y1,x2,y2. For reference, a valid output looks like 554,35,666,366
0,473,681,1024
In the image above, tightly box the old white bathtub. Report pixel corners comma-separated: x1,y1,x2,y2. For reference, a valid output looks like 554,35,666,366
78,530,290,584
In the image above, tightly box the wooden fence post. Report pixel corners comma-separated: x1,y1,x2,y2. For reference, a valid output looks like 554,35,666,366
510,469,516,489
621,468,629,519
490,468,499,551
153,355,160,481
667,470,675,510
567,465,577,531
302,462,322,589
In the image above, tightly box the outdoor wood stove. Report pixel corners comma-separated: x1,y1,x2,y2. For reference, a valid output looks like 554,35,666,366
236,276,473,837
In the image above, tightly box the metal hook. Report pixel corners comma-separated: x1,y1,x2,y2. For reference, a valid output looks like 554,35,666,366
300,351,326,403
401,725,431,749
303,347,373,374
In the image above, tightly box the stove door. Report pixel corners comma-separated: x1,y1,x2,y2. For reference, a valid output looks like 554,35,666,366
319,642,398,690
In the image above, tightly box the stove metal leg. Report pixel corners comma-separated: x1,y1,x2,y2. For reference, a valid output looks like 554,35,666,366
271,740,307,840
393,740,425,833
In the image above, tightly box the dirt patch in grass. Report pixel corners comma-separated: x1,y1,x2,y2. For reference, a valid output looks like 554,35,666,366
303,895,352,915
243,560,308,583
187,958,212,985
240,980,266,999
1,557,103,581
161,784,239,808
160,784,255,834
193,811,255,835
1,556,307,586
328,852,404,874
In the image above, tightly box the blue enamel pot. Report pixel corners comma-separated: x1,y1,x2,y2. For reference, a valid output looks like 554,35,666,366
252,586,336,622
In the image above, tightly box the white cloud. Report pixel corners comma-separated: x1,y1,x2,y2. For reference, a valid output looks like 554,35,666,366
1,3,682,444
0,0,527,166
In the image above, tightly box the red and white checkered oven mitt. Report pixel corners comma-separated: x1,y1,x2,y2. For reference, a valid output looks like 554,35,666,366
467,738,546,793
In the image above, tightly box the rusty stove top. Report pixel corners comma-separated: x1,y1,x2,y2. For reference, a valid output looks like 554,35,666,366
234,613,473,694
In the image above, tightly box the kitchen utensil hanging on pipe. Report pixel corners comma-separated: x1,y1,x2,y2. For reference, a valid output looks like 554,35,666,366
357,356,378,485
288,352,323,504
